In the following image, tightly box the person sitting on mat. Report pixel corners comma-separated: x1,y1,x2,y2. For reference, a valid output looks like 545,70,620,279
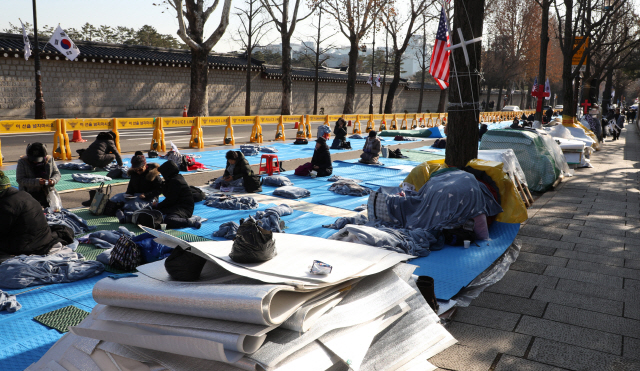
359,130,382,164
78,131,123,170
213,150,261,193
330,118,351,150
311,137,333,177
16,142,61,208
151,161,202,229
317,121,332,140
0,170,58,258
126,153,162,200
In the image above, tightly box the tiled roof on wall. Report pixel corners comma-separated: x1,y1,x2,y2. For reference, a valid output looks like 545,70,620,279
262,65,407,85
0,33,262,70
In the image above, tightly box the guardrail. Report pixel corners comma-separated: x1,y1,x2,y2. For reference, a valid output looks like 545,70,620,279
0,110,541,166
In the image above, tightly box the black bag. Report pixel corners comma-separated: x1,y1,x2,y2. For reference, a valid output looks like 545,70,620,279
49,225,75,245
229,218,277,263
442,220,476,246
293,139,308,145
148,150,159,158
165,245,208,281
132,209,164,229
103,200,124,216
190,186,206,202
243,175,262,193
109,235,142,271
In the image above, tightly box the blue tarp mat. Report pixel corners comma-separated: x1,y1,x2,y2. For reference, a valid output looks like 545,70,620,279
0,272,111,370
410,222,520,300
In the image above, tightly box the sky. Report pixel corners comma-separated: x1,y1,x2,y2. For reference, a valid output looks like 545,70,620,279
0,0,425,53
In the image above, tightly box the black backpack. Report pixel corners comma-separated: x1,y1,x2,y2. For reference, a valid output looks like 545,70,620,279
132,209,163,230
442,219,476,246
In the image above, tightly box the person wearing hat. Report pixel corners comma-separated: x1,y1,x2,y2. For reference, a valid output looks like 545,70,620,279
330,118,351,150
153,160,202,229
16,142,61,208
359,130,382,164
125,153,162,200
0,170,58,257
311,137,333,177
79,131,123,169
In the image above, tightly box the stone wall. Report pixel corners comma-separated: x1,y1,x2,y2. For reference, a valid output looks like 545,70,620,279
0,55,445,118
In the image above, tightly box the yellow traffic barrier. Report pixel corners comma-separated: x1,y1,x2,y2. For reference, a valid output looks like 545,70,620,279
250,116,263,143
275,116,285,141
151,117,166,151
365,114,374,133
400,113,408,130
52,119,66,160
389,114,398,130
379,114,387,131
304,115,312,139
224,116,235,145
352,115,362,134
189,117,204,148
0,138,3,166
111,118,121,153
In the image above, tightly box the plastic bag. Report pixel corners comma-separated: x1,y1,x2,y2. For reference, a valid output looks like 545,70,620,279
47,188,62,212
229,218,277,264
165,245,207,281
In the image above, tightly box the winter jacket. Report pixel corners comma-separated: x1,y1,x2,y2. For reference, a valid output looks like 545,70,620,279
223,151,254,180
157,161,194,219
0,188,55,256
16,155,61,194
126,163,163,200
363,137,381,155
311,143,333,176
333,125,348,141
80,132,123,167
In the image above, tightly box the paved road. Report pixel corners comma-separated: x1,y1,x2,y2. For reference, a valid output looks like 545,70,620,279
0,122,333,164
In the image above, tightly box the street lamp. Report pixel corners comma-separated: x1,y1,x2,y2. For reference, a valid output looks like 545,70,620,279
31,0,46,119
369,25,376,115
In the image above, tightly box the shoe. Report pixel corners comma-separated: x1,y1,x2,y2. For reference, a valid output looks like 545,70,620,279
416,276,439,313
190,220,202,229
115,210,126,224
81,190,97,207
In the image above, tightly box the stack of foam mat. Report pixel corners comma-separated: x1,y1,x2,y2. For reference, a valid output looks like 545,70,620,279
26,230,456,371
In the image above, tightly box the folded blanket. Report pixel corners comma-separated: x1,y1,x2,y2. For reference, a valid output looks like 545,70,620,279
273,186,310,199
72,173,113,183
263,175,294,187
329,180,372,197
204,194,259,210
58,163,93,170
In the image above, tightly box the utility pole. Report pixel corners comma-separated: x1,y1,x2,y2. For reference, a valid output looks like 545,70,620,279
369,24,376,114
313,8,322,115
417,14,427,113
32,0,46,119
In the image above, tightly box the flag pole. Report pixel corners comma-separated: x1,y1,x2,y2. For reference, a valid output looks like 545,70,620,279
31,0,46,119
369,22,376,115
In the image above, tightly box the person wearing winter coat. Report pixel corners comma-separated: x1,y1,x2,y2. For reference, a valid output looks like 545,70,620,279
311,137,333,177
359,130,382,164
330,118,350,149
79,131,123,169
0,170,57,257
153,161,201,229
16,142,61,208
222,151,261,193
126,154,162,200
317,122,332,140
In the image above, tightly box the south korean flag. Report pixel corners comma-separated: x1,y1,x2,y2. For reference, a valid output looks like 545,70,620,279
48,25,80,61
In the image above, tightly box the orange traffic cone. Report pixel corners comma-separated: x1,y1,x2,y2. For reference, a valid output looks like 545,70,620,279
71,130,86,142
183,105,188,117
348,120,352,126
294,122,299,129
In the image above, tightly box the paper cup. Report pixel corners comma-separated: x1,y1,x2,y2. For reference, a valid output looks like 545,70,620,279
464,240,471,249
161,224,167,231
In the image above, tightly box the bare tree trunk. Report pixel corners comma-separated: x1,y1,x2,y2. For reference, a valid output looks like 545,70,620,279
573,74,581,116
188,48,210,117
445,0,485,169
535,0,550,122
281,37,293,115
602,70,613,112
437,89,447,113
245,54,252,115
343,39,359,114
496,86,504,111
383,52,402,113
417,19,427,113
519,81,525,109
485,85,492,111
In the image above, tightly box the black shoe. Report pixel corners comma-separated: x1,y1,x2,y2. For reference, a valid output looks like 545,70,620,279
81,189,97,207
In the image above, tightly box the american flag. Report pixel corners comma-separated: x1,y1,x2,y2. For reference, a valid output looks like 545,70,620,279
531,76,538,94
429,7,450,90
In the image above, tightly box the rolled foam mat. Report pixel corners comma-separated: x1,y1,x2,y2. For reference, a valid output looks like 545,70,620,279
410,222,520,300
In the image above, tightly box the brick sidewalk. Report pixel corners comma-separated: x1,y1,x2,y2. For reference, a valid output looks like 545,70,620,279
429,123,640,371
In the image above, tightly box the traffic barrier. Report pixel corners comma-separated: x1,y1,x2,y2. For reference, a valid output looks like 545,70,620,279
0,110,544,165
